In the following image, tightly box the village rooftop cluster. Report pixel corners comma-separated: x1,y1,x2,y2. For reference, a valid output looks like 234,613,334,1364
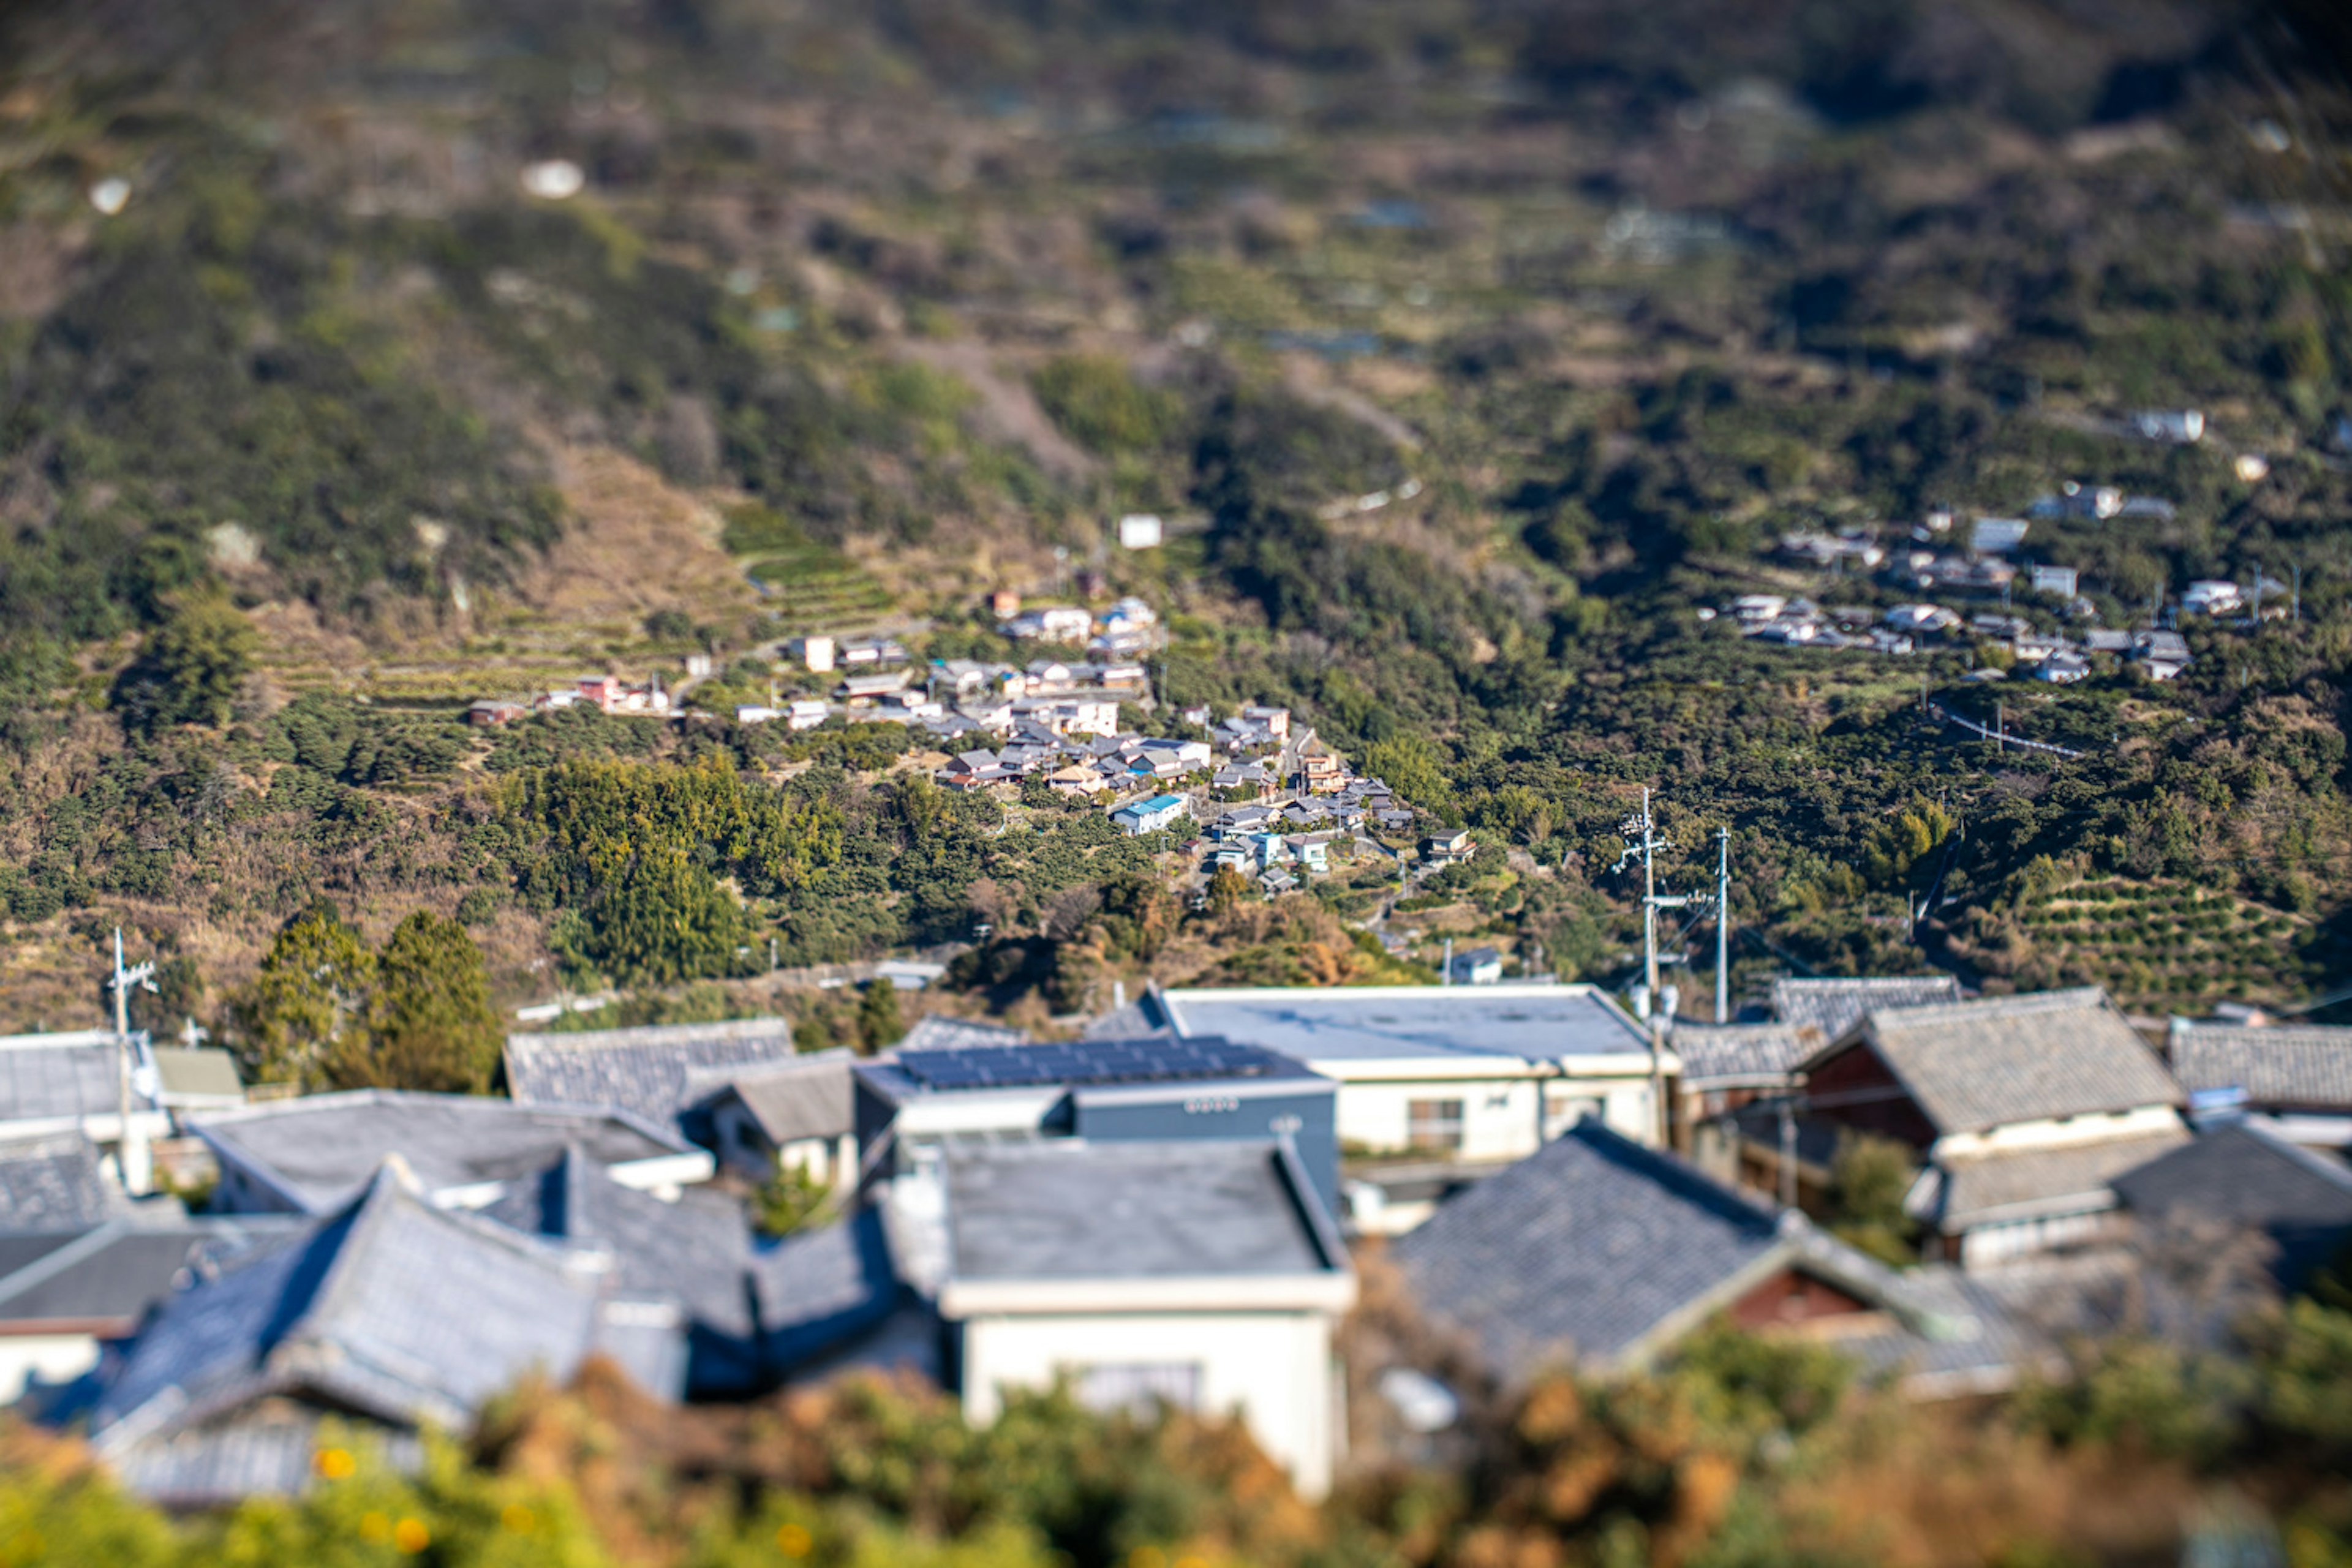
3,963,2350,1508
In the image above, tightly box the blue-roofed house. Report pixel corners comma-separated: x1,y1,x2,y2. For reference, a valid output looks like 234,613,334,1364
1110,794,1189,836
1120,985,1671,1232
853,1036,1341,1218
1393,1118,2040,1400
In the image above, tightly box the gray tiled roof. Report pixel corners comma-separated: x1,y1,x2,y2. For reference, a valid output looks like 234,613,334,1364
111,1412,424,1509
93,1162,643,1454
1395,1119,2007,1385
0,1132,118,1232
1772,976,1961,1043
482,1147,756,1340
2111,1121,2352,1287
1823,989,2182,1134
1395,1120,1787,1376
0,1033,124,1126
1924,1129,2189,1229
753,1206,905,1370
1669,1024,1804,1089
2167,1022,2352,1110
191,1091,692,1213
506,1017,799,1128
1838,1265,2055,1398
687,1053,855,1146
944,1140,1339,1282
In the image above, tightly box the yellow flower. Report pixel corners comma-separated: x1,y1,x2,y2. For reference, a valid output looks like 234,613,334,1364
1128,1548,1167,1568
502,1502,537,1534
314,1447,356,1480
393,1517,430,1554
775,1520,813,1558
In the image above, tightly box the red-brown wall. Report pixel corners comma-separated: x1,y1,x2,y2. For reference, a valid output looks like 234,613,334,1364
1806,1041,1939,1149
1726,1266,1872,1330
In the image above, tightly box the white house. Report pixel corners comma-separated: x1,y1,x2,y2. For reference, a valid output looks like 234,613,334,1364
2184,579,2243,617
1117,514,1164,549
932,1139,1354,1498
1120,985,1672,1232
1109,794,1189,836
1004,606,1093,644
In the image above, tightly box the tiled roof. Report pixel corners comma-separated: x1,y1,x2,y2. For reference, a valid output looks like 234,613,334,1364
753,1206,905,1370
1670,1023,1805,1088
686,1052,856,1147
92,1162,662,1458
111,1411,423,1509
1150,984,1650,1065
190,1091,692,1213
0,1221,259,1330
0,1131,118,1231
1823,989,2182,1133
481,1148,758,1341
1395,1120,1786,1375
505,1017,799,1128
1772,976,1961,1043
151,1047,244,1101
2167,1022,2352,1110
943,1140,1340,1283
2111,1122,2352,1287
1922,1129,2190,1229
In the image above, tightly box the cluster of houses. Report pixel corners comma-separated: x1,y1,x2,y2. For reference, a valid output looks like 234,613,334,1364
6,965,2349,1510
996,594,1164,658
1733,486,2293,679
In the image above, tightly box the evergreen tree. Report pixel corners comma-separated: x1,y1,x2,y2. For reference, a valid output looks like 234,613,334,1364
233,904,375,1090
333,911,502,1094
857,978,904,1053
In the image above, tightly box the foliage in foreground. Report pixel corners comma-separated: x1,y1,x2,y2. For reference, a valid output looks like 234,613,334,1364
11,1300,2352,1568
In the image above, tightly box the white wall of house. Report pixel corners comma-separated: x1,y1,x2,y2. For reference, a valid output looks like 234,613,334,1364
959,1310,1341,1497
1956,1205,2118,1268
1325,1069,1658,1161
0,1333,102,1403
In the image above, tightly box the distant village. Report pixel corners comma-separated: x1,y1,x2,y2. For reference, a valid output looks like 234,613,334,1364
1721,434,2288,685
1,954,2346,1509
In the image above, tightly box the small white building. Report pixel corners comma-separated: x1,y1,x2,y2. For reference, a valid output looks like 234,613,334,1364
1117,514,1164,549
1003,606,1093,644
1110,794,1189,836
933,1139,1354,1498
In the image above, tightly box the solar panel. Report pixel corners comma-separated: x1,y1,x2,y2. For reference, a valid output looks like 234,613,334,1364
894,1035,1280,1091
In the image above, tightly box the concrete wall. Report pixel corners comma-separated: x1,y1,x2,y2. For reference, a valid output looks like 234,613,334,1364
959,1309,1340,1497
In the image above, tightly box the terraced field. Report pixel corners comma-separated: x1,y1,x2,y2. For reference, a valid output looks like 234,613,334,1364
745,541,897,636
2015,878,2313,1012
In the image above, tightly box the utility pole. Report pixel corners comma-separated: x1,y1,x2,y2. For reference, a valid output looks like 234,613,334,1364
107,929,157,1197
1613,789,1686,1145
1714,826,1731,1023
2293,564,2304,624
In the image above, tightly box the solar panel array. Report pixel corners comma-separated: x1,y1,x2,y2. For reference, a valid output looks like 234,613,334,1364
894,1035,1281,1091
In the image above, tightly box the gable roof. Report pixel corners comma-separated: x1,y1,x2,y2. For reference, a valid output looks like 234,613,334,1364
941,1139,1344,1286
0,1221,253,1332
1396,1120,1789,1375
1811,989,2181,1134
1772,976,1961,1044
2167,1022,2352,1110
92,1163,643,1457
0,1131,119,1232
1395,1120,1977,1382
2111,1121,2352,1286
190,1091,695,1214
505,1017,799,1128
690,1052,857,1147
753,1206,905,1370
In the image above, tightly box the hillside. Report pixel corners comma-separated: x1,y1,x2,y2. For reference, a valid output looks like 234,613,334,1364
2,0,2352,1036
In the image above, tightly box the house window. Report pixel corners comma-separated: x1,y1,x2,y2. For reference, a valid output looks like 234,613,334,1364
1072,1362,1202,1416
1406,1099,1465,1152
